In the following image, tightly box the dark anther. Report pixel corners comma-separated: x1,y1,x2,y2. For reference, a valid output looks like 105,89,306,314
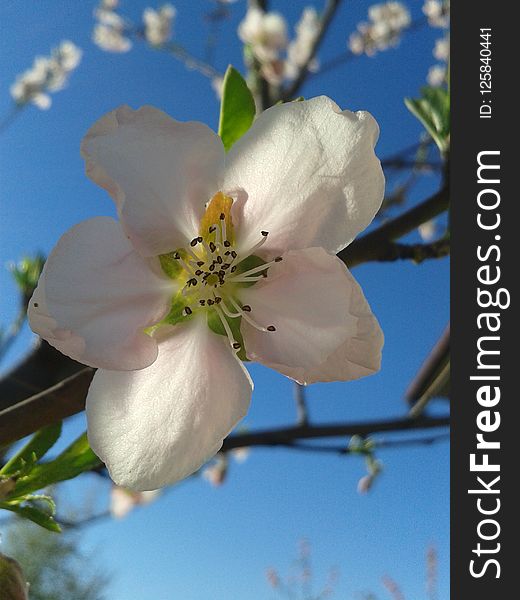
216,256,223,264
218,270,225,277
220,213,225,220
224,250,231,256
173,252,180,259
197,236,203,243
196,260,204,267
209,225,216,233
261,230,269,237
233,342,241,349
184,307,193,315
274,256,283,262
34,302,39,307
190,238,198,247
199,300,206,306
231,251,237,259
209,242,216,253
267,325,276,332
195,270,203,276
223,240,231,247
242,305,251,312
209,264,215,272
222,263,230,270
214,297,222,304
231,266,237,273
207,299,215,305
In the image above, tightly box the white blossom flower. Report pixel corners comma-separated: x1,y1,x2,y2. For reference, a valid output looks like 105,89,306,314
231,446,250,463
28,97,384,491
93,23,132,53
348,2,410,56
418,219,438,241
423,0,450,28
101,0,120,9
110,485,161,518
143,4,176,46
211,76,224,100
285,7,321,80
433,35,450,61
93,0,132,52
427,64,446,86
202,455,228,486
10,42,82,110
238,7,288,63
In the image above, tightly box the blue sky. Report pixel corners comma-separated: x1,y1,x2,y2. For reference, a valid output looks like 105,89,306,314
0,1,449,599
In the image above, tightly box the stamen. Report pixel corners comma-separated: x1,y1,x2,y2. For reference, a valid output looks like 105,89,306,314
214,304,241,352
220,214,227,243
233,231,269,264
182,306,193,316
225,275,266,284
228,297,273,333
227,256,282,282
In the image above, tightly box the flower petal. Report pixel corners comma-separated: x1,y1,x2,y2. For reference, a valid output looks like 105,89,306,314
86,319,253,490
239,247,383,384
81,105,225,256
224,96,384,258
28,217,173,370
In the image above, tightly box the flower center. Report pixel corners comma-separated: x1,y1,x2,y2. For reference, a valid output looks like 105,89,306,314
158,192,280,354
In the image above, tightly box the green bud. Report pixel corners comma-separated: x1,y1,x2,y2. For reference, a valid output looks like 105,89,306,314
0,553,29,600
8,253,45,307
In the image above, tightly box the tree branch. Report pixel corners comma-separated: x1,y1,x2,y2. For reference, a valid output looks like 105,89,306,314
281,0,342,102
220,414,449,451
293,383,309,426
339,185,449,268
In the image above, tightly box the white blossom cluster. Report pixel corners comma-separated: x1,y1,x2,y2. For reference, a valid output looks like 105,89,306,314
425,0,450,87
143,4,176,46
235,6,322,88
427,33,449,86
93,0,132,52
348,2,411,56
423,0,450,29
10,41,82,110
93,0,176,53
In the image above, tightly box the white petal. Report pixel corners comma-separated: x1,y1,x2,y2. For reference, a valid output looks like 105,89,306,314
224,96,384,258
86,319,253,490
28,217,173,370
81,105,225,256
239,247,383,384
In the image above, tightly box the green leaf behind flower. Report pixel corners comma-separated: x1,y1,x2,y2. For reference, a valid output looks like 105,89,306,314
405,86,450,154
218,65,256,152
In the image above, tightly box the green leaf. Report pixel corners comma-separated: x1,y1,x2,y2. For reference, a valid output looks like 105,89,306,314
1,422,62,476
0,502,61,532
405,86,450,154
218,65,256,152
11,433,101,498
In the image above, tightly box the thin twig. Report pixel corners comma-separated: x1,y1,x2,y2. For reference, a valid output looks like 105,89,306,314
293,383,309,426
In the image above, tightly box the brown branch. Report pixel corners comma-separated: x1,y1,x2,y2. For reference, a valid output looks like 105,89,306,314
281,0,342,102
221,414,448,451
339,185,449,268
